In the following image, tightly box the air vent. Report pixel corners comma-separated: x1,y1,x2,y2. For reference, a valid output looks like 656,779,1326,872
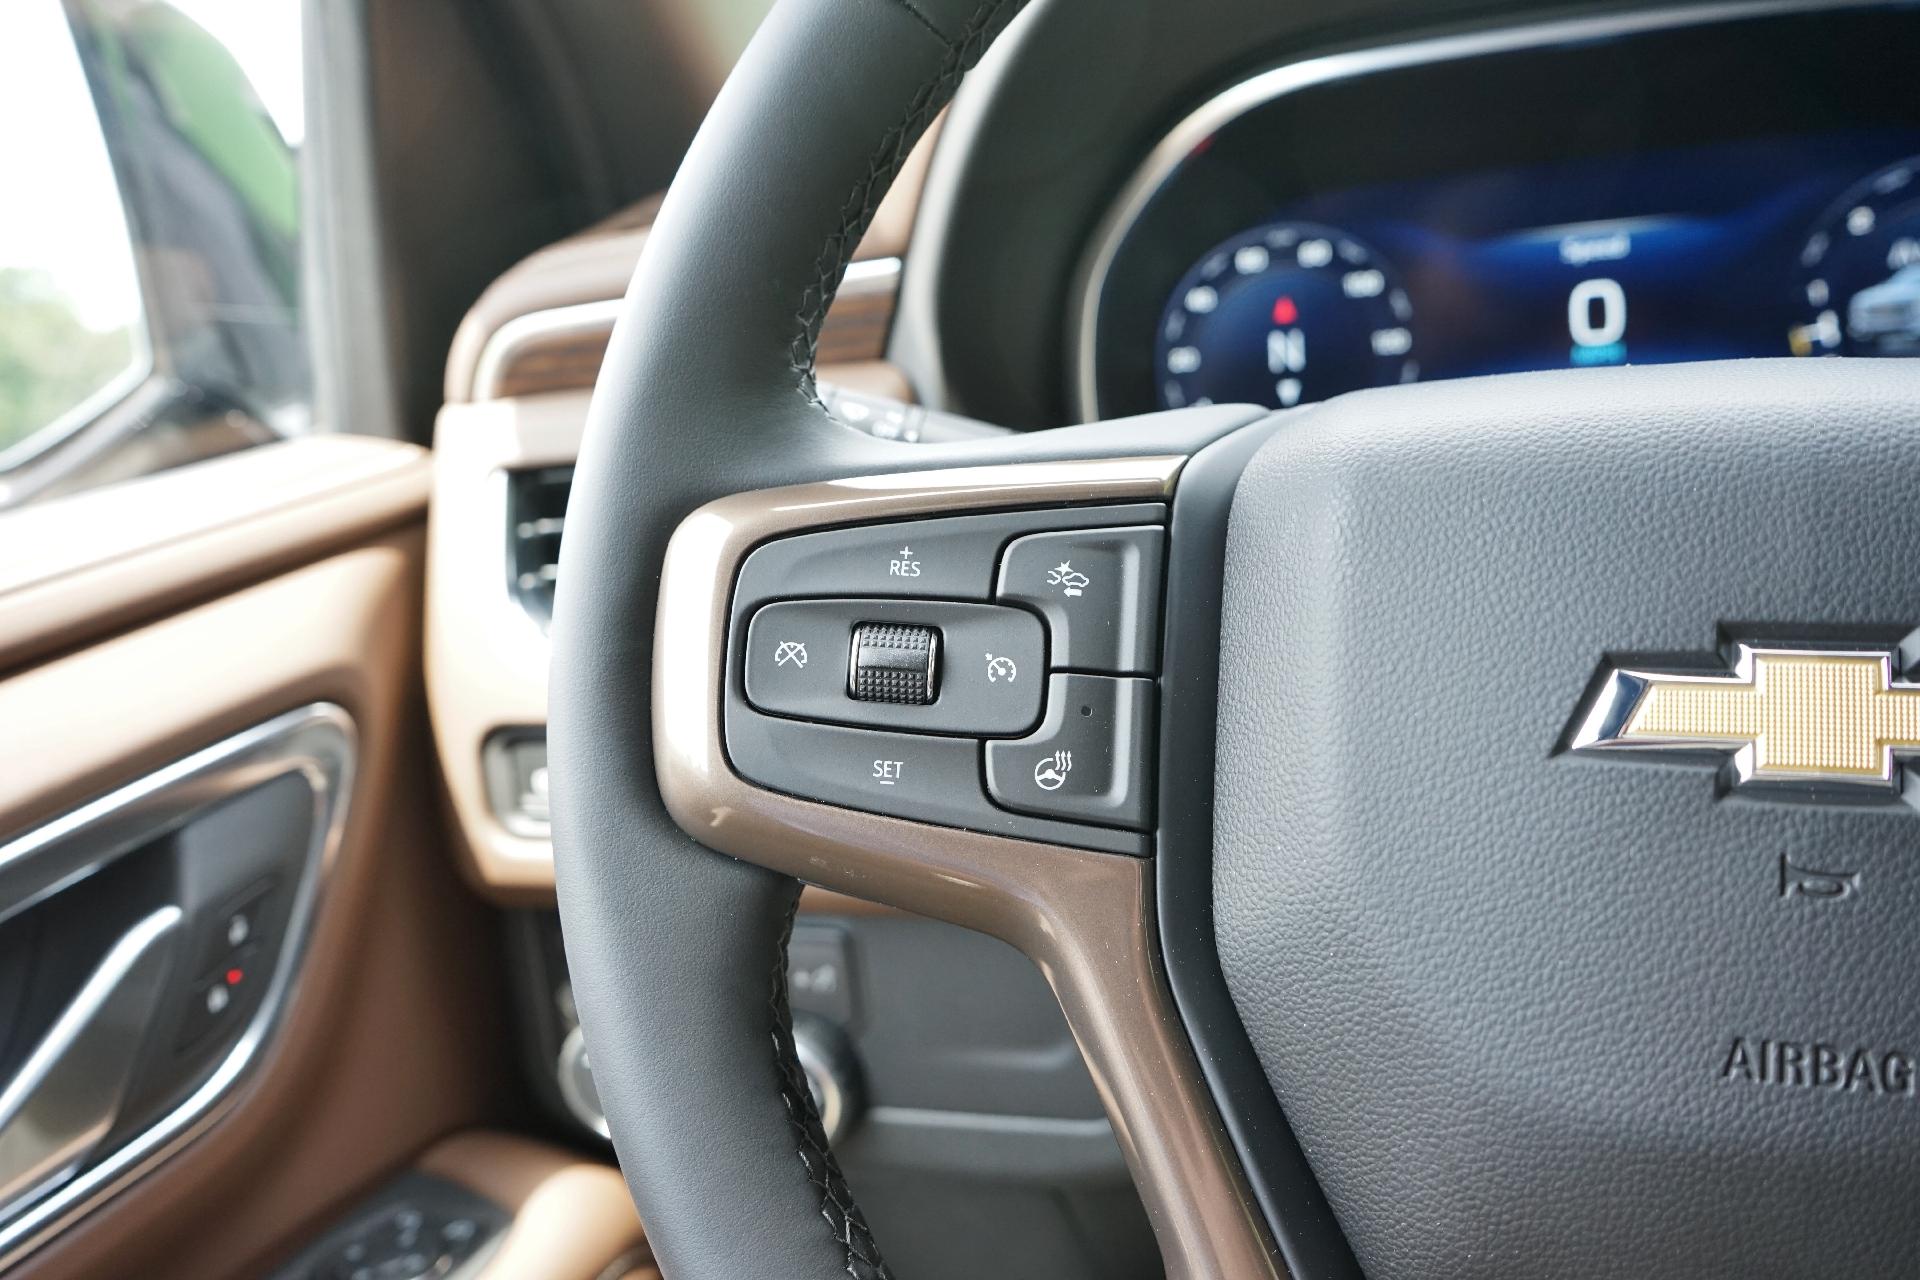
507,466,572,627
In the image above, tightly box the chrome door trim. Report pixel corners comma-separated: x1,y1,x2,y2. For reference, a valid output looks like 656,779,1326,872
0,704,356,1269
0,907,183,1208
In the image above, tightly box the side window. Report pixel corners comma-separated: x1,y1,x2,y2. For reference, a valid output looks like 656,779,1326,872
0,0,305,510
0,5,146,474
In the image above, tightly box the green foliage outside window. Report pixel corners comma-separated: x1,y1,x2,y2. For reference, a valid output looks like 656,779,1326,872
0,268,136,455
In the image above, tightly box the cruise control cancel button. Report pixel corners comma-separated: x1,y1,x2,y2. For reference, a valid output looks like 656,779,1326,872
744,599,1045,736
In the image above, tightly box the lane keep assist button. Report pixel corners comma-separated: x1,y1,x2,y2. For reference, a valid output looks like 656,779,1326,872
985,674,1155,829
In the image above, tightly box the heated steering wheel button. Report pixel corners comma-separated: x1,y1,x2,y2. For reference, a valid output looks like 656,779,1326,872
724,710,1144,854
986,674,1155,829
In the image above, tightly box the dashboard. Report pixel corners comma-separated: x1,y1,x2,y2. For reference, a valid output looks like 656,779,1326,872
1075,3,1920,418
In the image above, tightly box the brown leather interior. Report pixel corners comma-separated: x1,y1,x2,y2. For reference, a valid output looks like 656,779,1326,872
0,59,949,1274
424,110,942,906
0,15,964,1276
0,437,430,673
0,479,516,1279
416,1132,649,1280
426,387,901,920
441,116,940,405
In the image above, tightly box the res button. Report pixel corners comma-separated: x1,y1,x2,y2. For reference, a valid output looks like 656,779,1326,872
732,506,1169,611
735,514,1015,601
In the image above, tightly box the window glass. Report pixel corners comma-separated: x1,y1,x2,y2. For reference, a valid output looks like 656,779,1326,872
0,2,146,460
0,0,306,509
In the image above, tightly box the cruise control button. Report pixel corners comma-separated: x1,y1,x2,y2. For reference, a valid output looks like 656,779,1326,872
996,527,1164,673
985,674,1155,829
736,513,1014,601
732,505,1168,613
745,599,1044,736
729,715,988,830
849,622,939,704
725,706,1149,856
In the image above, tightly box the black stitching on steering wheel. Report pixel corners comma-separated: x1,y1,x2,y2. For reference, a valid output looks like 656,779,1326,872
787,0,1022,403
891,0,958,48
769,894,893,1278
771,5,1024,1269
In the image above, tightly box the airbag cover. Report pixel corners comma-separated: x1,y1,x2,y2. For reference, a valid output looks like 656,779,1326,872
1214,359,1920,1278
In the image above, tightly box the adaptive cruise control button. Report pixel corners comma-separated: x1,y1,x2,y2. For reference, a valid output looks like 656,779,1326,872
731,505,1168,609
997,527,1164,673
986,674,1155,829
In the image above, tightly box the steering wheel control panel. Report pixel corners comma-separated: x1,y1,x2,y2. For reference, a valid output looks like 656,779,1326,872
723,505,1166,855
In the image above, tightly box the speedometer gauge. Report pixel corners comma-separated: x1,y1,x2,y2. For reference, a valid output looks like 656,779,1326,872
1791,156,1920,357
1154,221,1415,410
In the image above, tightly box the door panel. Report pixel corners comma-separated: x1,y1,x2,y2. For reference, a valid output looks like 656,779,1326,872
0,452,511,1279
0,436,429,672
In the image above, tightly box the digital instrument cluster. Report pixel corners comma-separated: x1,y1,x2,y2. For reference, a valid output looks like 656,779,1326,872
1077,5,1920,418
1150,138,1920,411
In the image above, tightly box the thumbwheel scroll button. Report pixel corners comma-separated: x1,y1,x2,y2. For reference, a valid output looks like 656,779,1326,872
744,599,1044,736
849,622,939,704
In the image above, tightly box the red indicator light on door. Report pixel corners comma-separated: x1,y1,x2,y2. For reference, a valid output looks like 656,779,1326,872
226,968,244,986
1272,296,1299,326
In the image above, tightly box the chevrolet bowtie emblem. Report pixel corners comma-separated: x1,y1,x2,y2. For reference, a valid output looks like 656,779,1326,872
1569,644,1920,791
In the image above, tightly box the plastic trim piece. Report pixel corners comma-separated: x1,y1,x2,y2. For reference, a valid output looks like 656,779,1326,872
0,704,357,1270
1156,422,1361,1279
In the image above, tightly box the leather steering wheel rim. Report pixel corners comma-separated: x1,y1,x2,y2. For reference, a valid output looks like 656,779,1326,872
543,3,1219,1277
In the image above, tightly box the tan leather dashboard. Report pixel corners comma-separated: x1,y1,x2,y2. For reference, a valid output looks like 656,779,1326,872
426,392,580,900
423,394,891,914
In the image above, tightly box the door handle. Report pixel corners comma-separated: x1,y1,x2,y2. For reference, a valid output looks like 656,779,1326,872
0,907,182,1207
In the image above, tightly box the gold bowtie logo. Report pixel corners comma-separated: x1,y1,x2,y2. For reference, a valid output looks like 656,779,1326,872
1569,645,1920,789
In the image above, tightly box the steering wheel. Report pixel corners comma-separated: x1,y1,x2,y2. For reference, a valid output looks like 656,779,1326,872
548,1,1920,1277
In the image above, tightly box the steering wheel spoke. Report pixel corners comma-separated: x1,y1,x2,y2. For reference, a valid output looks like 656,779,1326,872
649,437,1285,1278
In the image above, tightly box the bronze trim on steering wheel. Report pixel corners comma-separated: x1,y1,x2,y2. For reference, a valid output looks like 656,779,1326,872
651,454,1283,1280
